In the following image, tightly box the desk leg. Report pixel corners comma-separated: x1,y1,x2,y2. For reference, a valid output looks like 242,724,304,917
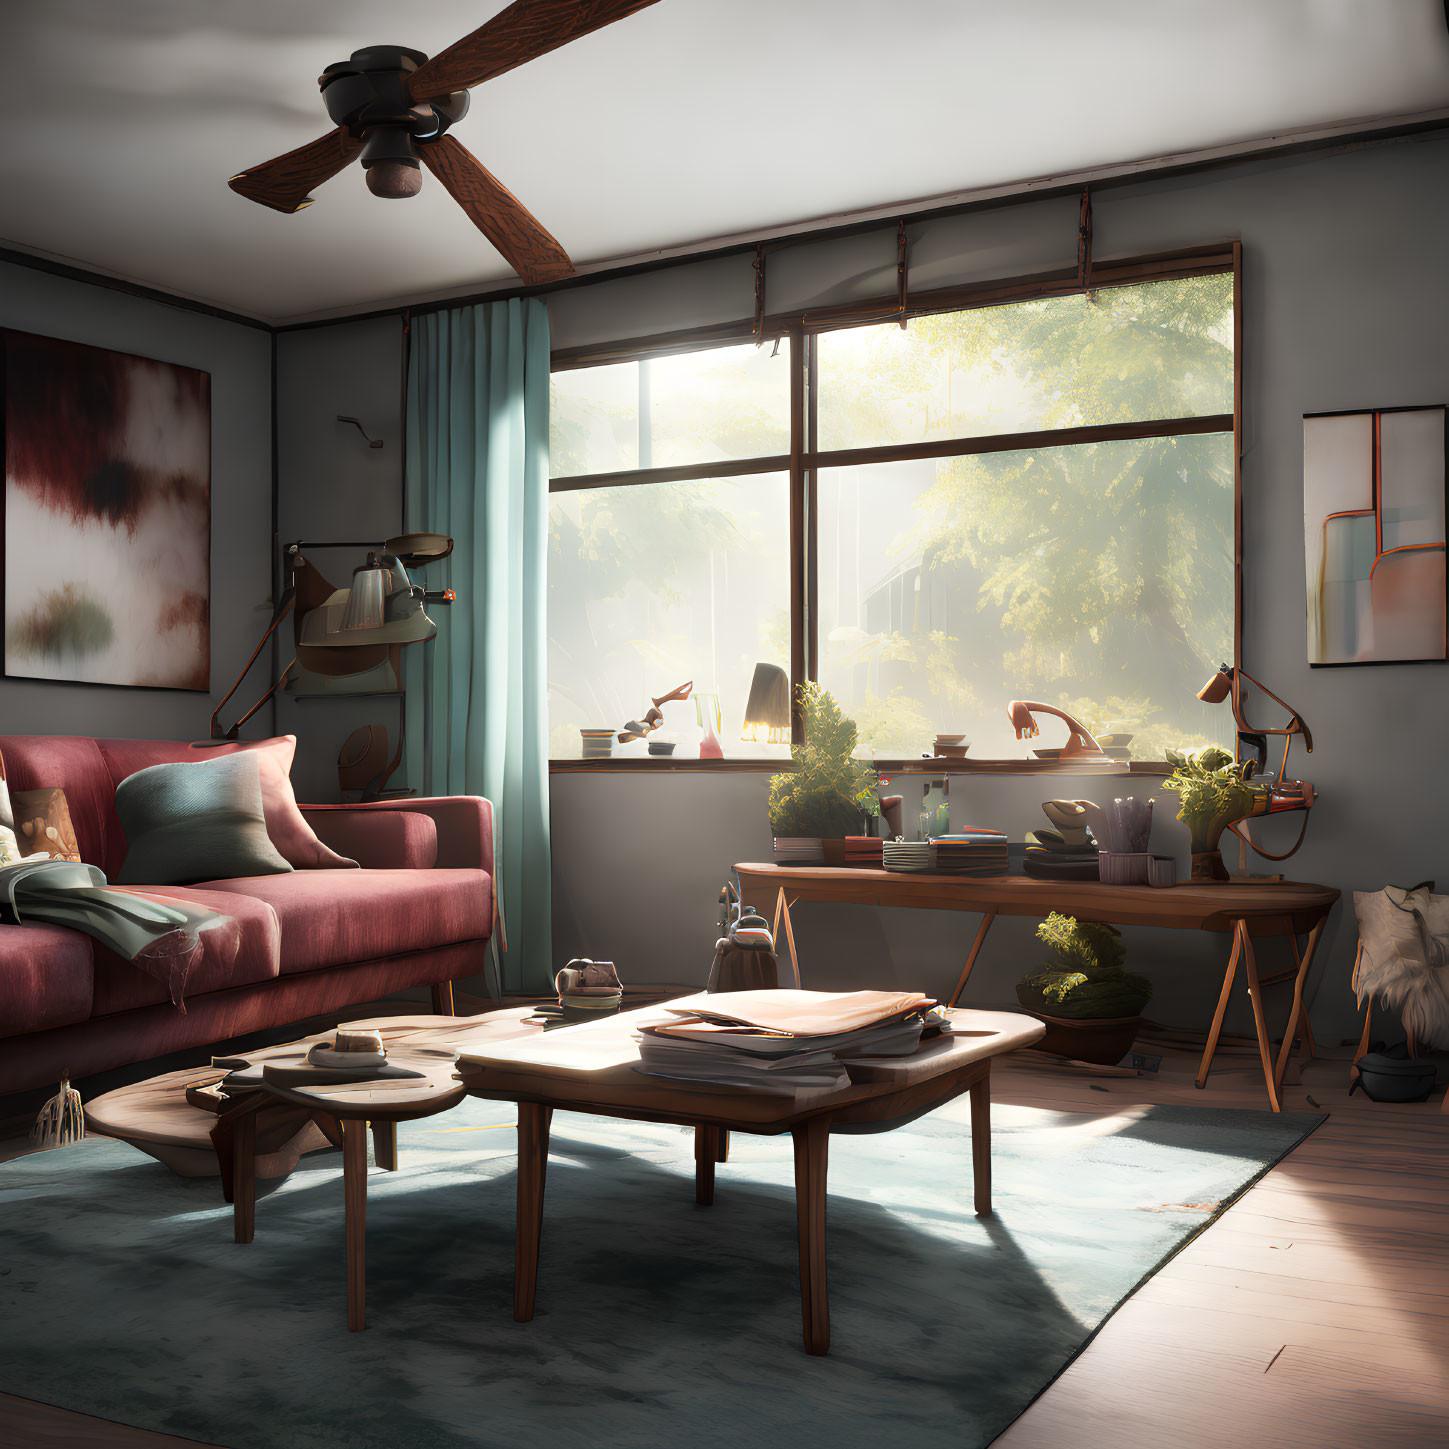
232,1109,256,1245
694,1126,719,1206
342,1119,368,1331
948,909,998,1008
1196,920,1245,1089
1273,920,1324,1094
970,1067,992,1217
792,1119,830,1356
1240,930,1282,1113
773,889,802,988
515,1103,551,1322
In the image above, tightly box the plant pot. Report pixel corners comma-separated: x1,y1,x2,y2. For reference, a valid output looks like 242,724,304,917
821,838,847,867
1029,1012,1143,1066
1191,850,1230,882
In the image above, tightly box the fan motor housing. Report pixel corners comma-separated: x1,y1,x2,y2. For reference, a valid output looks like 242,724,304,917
320,45,470,195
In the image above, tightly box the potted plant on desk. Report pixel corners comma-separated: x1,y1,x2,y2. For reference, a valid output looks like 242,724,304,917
1163,746,1259,882
767,682,878,866
1016,912,1153,1065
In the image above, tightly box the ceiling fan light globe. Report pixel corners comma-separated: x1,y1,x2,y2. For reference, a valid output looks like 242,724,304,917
366,160,422,198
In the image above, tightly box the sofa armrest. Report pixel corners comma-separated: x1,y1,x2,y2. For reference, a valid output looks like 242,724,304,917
301,796,494,876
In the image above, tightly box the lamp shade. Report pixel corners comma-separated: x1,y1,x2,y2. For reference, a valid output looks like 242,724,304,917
1198,664,1234,704
741,662,791,743
340,556,389,632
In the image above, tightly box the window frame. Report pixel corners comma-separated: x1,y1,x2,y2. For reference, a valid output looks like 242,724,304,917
548,242,1241,775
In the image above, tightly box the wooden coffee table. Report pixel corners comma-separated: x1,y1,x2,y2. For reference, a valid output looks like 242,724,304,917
456,998,1044,1355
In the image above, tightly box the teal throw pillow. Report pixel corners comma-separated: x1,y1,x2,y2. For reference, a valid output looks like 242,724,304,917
115,753,294,885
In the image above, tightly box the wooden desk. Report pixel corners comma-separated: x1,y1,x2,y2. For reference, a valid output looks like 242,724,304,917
733,864,1341,1113
457,999,1045,1355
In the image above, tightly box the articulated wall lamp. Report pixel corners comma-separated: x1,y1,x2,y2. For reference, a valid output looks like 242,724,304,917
1197,663,1315,860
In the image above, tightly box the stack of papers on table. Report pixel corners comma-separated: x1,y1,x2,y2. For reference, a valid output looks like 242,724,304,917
635,989,938,1093
883,840,936,873
931,829,1009,877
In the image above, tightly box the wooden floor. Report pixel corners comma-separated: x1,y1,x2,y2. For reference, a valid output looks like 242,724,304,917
2,1015,1446,1449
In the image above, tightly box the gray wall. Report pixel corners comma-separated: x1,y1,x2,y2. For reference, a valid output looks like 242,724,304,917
268,132,1449,1045
273,316,406,802
0,260,272,742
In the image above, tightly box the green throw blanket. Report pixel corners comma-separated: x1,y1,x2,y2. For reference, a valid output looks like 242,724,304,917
0,859,236,1010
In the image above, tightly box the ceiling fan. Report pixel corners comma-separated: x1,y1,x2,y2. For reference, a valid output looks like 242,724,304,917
228,0,660,286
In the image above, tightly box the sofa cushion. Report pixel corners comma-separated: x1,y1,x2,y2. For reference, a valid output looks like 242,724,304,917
98,736,357,873
0,736,120,871
88,885,282,1017
204,868,491,974
0,923,94,1038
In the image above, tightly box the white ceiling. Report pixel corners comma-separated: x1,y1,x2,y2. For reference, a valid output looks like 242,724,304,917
4,0,1448,324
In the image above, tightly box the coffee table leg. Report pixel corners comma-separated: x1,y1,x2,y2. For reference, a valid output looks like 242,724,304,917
694,1126,718,1205
970,1067,992,1216
342,1119,368,1331
372,1120,398,1171
515,1102,551,1322
792,1119,830,1355
232,1109,256,1245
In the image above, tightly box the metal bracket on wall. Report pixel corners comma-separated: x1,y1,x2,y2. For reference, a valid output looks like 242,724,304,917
337,414,384,449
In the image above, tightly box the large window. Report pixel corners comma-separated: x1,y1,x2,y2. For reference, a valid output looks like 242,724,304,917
549,264,1236,764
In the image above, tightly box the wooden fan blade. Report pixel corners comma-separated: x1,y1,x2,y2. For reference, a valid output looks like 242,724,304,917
420,135,575,285
407,0,660,99
228,127,363,214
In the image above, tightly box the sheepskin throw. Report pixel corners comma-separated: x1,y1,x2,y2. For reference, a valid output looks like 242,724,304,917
1354,884,1449,1050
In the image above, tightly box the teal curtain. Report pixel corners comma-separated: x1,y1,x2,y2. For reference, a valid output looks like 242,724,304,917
403,297,552,994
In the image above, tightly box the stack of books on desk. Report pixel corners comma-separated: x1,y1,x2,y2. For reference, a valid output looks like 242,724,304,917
844,835,884,867
930,829,1010,877
635,989,939,1093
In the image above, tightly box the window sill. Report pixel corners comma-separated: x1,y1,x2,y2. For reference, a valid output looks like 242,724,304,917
551,757,1173,776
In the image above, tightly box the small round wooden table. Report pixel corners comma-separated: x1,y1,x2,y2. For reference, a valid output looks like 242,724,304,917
226,1055,466,1331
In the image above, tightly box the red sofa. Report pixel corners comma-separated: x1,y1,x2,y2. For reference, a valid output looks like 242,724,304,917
0,735,494,1096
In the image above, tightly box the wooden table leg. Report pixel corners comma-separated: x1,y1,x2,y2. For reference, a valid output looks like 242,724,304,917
1239,929,1282,1113
371,1120,398,1172
430,980,456,1016
694,1126,718,1206
970,1068,992,1216
948,909,998,1008
342,1118,368,1331
716,1129,730,1162
515,1102,551,1322
232,1109,256,1245
792,1119,830,1356
1196,920,1245,1089
1274,920,1324,1093
773,888,802,988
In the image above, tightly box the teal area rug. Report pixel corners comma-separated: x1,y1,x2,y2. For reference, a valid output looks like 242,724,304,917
0,1097,1319,1449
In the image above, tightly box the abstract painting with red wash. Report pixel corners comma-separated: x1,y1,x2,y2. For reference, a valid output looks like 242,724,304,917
3,331,210,690
1304,405,1446,666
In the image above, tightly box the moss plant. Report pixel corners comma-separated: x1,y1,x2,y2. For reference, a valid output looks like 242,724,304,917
1016,911,1153,1020
767,683,879,839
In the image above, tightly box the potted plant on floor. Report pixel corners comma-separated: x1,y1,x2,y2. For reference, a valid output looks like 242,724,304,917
1015,912,1153,1064
1162,746,1259,882
767,682,878,865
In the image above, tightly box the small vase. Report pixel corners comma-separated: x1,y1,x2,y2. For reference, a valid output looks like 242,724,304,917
699,715,723,759
1191,850,1230,882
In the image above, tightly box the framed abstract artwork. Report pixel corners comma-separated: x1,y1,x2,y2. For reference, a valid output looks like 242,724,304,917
2,330,211,690
1303,405,1446,667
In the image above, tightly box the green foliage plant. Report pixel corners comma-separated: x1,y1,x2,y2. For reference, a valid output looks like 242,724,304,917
767,682,879,838
1015,911,1153,1021
1162,745,1260,854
